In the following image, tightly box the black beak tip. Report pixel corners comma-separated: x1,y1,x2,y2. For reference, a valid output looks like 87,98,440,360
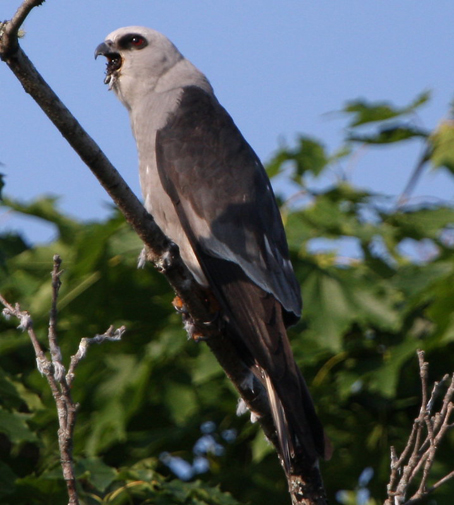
94,42,109,60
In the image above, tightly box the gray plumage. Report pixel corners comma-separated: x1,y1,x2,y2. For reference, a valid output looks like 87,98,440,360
95,26,328,468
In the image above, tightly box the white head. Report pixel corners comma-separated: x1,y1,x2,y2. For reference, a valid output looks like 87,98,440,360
95,26,211,109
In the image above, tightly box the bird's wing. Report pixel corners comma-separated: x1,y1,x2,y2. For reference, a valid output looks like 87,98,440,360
155,86,326,463
155,85,302,323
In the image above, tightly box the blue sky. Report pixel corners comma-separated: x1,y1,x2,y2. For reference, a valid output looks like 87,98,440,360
2,1,454,244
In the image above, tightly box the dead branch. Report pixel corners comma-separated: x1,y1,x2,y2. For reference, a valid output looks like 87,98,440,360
384,350,454,505
66,325,125,387
0,255,125,505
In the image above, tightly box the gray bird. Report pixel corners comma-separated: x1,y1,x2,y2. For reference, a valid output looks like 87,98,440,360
95,26,328,469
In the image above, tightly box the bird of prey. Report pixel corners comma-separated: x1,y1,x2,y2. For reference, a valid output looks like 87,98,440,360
95,26,328,469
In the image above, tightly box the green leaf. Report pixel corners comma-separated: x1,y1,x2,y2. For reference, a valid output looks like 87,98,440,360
192,347,223,385
348,125,427,144
301,266,354,351
2,196,80,243
0,408,38,443
10,474,67,505
164,381,198,425
409,89,432,109
301,262,400,352
85,354,153,454
0,233,29,273
251,431,273,463
344,91,431,127
0,368,24,407
293,137,329,177
429,120,454,174
369,340,420,397
75,457,117,492
161,480,241,505
345,101,404,126
385,206,454,242
0,460,18,498
266,136,329,181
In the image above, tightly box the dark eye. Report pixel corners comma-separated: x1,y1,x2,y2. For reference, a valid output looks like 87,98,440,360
129,35,147,49
118,33,148,50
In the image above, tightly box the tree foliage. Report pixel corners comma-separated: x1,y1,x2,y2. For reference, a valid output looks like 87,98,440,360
1,93,454,505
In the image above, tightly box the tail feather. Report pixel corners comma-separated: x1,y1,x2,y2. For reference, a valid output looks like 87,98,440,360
192,254,328,466
264,373,292,472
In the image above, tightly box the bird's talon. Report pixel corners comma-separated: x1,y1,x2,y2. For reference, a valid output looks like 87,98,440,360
191,331,209,342
172,295,187,314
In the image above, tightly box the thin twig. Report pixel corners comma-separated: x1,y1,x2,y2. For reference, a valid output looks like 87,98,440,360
48,254,65,381
1,289,79,505
1,255,125,505
427,375,449,414
384,350,454,505
66,325,126,386
430,469,454,493
396,146,431,208
1,295,50,376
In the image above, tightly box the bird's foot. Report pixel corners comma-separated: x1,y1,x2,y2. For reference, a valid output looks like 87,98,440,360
172,293,220,342
172,295,187,314
137,247,148,269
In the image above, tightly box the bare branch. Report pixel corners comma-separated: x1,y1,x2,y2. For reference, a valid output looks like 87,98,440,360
427,374,449,414
1,255,125,505
396,146,431,208
384,350,454,505
48,254,65,381
66,325,126,386
430,468,454,493
1,294,51,375
1,289,78,504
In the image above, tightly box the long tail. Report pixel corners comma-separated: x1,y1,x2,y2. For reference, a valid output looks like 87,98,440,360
264,373,293,472
192,254,329,465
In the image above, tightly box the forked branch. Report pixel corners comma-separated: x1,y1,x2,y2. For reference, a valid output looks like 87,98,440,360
1,255,125,505
385,350,454,505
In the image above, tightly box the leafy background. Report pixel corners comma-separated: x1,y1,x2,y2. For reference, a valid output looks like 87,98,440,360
1,94,454,504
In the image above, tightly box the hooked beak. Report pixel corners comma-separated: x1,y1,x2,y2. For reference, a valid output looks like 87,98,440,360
94,42,110,59
95,41,122,85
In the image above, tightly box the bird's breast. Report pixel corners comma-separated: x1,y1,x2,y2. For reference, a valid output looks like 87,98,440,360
140,159,208,287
